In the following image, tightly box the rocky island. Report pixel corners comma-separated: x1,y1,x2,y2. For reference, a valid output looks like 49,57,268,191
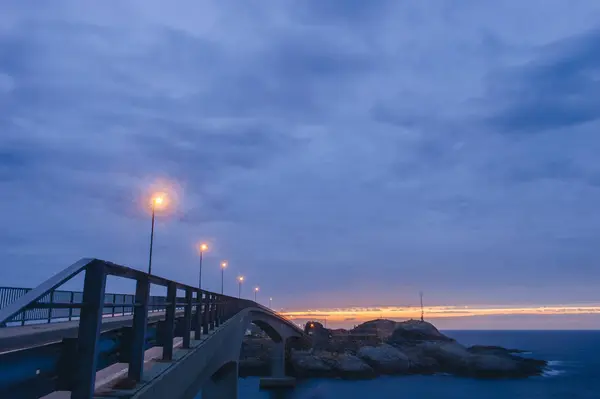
240,319,547,380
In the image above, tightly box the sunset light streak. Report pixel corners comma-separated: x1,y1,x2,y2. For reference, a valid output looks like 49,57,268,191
280,304,600,326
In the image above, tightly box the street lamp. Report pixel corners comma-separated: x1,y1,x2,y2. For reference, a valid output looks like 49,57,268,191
147,194,166,275
254,286,259,302
269,297,272,308
238,276,244,299
220,261,227,294
197,243,208,289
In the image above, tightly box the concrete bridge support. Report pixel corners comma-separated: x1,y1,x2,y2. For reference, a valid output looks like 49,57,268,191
202,362,238,399
271,341,285,378
259,339,295,390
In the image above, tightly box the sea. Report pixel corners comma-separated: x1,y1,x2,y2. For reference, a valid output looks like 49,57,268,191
237,330,600,399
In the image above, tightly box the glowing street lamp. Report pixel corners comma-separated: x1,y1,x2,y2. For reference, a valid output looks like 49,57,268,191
198,243,208,289
254,286,259,302
147,194,166,275
269,297,272,308
220,261,227,294
237,276,244,299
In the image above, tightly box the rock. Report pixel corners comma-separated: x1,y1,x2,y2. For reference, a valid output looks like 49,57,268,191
240,337,273,358
290,350,335,378
389,320,454,344
397,345,439,373
418,341,546,378
290,350,375,379
352,319,398,340
419,341,471,371
242,319,546,380
305,321,332,351
327,353,376,379
238,358,270,377
466,354,522,377
465,354,546,378
357,344,410,374
239,337,273,376
468,345,528,355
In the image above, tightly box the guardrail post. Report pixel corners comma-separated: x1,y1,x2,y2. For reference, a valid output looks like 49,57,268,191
162,282,177,361
68,291,75,321
182,288,193,348
128,276,150,382
194,292,202,340
202,292,209,334
215,295,221,328
47,291,54,323
209,294,216,330
72,261,106,399
215,295,222,328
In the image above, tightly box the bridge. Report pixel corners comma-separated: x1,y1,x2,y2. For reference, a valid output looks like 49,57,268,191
0,258,306,398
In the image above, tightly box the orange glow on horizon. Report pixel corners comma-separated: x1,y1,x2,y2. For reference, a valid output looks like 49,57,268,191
280,304,600,326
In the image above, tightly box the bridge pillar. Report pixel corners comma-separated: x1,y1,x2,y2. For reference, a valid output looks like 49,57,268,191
202,362,238,399
162,282,177,361
271,341,285,377
128,277,150,382
182,288,193,348
194,293,202,340
72,261,107,399
259,339,295,389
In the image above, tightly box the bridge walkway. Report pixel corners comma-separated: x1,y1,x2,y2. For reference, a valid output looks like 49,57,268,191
0,258,305,399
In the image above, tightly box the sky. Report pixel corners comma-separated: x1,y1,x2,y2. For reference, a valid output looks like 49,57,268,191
1,1,600,329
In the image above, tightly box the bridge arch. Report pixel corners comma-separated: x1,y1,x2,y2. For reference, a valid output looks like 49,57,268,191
177,307,304,399
250,319,283,342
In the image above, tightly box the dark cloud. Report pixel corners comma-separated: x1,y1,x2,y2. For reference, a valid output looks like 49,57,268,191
486,29,600,133
1,1,600,327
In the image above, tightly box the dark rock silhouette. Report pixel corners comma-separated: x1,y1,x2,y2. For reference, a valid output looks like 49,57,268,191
239,319,547,380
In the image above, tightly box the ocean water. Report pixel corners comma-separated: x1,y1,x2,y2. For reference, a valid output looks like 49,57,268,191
238,330,600,399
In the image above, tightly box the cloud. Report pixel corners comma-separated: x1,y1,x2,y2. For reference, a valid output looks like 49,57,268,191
485,29,600,134
1,0,600,327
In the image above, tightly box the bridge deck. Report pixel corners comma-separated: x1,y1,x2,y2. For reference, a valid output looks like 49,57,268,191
39,332,217,399
0,310,180,353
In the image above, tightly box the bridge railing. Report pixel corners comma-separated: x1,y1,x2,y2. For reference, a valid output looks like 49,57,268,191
0,258,252,399
0,287,187,326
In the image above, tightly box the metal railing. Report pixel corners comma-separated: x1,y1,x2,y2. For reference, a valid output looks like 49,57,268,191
0,258,254,399
0,287,179,326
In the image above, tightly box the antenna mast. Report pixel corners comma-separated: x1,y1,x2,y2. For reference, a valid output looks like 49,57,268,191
420,291,424,322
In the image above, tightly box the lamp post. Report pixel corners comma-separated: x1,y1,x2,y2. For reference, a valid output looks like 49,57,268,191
254,286,259,302
147,194,165,275
220,261,227,294
238,276,244,299
198,243,208,289
269,297,272,308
